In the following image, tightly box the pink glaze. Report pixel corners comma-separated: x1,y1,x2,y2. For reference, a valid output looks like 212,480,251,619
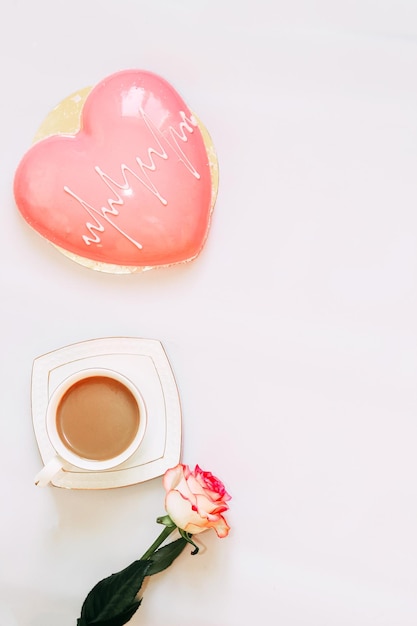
14,70,214,268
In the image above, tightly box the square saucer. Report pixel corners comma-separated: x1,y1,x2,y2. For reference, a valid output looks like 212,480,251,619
31,337,182,489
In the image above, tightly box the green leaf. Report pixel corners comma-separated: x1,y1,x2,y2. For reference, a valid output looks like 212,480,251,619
90,601,141,626
76,536,189,625
77,603,141,626
146,537,188,576
78,559,151,626
89,601,141,626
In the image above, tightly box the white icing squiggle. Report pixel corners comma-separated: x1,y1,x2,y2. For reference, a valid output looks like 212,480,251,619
64,109,201,249
166,110,201,180
63,185,143,249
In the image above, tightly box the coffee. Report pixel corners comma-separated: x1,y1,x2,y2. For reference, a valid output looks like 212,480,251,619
56,375,140,461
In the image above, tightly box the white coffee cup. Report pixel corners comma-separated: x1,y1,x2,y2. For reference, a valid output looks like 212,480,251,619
35,368,147,487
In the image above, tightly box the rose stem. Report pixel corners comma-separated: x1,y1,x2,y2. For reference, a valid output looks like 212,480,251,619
141,525,177,561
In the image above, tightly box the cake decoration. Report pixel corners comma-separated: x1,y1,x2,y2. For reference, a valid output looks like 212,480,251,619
14,70,218,273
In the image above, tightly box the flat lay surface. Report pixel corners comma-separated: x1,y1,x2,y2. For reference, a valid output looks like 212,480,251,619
1,1,417,624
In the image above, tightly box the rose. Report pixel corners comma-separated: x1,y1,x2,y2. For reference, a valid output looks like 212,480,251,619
77,462,231,626
163,463,231,538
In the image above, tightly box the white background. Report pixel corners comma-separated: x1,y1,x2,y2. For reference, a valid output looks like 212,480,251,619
1,1,417,624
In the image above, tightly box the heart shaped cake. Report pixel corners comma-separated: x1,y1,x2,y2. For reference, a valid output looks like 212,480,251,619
14,70,218,273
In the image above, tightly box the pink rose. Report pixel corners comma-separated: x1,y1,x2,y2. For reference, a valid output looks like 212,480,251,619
163,464,231,538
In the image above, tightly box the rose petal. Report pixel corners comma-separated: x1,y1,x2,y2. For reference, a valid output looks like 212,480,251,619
187,473,211,497
183,514,230,538
163,464,185,491
164,464,198,506
189,473,228,505
195,493,229,517
181,521,212,535
194,465,231,501
211,515,230,538
165,490,208,534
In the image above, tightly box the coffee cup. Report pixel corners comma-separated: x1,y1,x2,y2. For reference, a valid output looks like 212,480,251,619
34,368,147,487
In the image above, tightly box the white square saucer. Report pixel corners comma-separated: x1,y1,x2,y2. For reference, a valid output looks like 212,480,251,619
31,337,182,489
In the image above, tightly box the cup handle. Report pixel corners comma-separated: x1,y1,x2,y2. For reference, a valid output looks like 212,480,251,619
34,456,64,487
